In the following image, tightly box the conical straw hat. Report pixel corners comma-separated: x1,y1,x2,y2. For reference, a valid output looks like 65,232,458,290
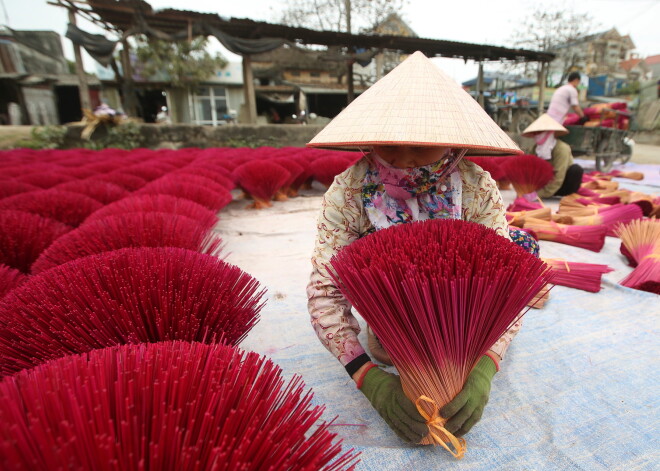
522,113,569,137
308,51,521,155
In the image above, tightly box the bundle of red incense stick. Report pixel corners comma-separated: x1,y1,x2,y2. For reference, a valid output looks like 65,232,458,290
328,219,552,457
0,341,359,470
542,259,614,293
0,247,265,376
616,219,660,294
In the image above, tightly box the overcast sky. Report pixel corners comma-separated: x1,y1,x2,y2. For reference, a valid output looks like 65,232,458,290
2,0,659,83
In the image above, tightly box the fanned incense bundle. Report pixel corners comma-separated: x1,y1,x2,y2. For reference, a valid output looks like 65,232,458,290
0,265,26,299
522,218,608,252
309,156,353,187
0,341,359,470
0,180,38,200
616,219,660,294
233,160,291,208
0,210,72,273
54,179,129,204
19,171,73,189
465,157,505,181
507,197,544,212
138,178,233,211
542,259,614,293
273,158,305,198
31,212,222,274
501,154,554,197
0,190,102,227
84,194,218,227
0,247,265,376
174,167,236,189
90,172,148,191
328,219,552,457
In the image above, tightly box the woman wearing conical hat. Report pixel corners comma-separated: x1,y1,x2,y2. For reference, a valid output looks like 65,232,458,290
522,113,584,197
306,52,539,444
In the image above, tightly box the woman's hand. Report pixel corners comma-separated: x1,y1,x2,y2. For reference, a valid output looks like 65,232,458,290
440,356,497,437
359,367,429,443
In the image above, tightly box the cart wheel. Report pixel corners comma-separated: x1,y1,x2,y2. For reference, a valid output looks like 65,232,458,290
595,156,614,173
620,142,633,164
515,112,536,134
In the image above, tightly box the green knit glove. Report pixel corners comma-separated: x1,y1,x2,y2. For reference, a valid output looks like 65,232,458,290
360,368,429,443
440,356,497,437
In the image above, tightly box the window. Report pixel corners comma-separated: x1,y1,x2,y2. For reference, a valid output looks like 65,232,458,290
310,71,321,78
192,86,229,126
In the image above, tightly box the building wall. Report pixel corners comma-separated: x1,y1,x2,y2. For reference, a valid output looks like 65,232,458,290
22,86,58,125
283,70,334,85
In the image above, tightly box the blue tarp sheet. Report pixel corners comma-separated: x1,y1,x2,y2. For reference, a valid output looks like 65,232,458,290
218,160,659,471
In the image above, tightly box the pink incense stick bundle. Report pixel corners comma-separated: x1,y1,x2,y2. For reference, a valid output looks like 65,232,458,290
0,247,265,376
19,171,73,189
603,170,644,180
0,341,359,471
0,264,26,299
506,208,551,228
570,204,643,236
0,189,102,227
507,197,544,212
465,157,505,181
84,194,218,227
138,177,233,211
31,212,222,274
616,220,660,294
173,167,236,189
54,179,129,204
542,259,614,293
0,180,38,200
522,218,608,252
575,196,621,206
233,160,291,208
0,210,72,273
121,163,169,181
309,155,353,187
501,154,554,197
328,219,552,457
273,157,305,199
577,186,601,197
90,172,148,191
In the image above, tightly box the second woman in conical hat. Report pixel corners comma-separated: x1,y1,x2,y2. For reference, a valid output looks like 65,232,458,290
306,52,538,444
522,113,584,197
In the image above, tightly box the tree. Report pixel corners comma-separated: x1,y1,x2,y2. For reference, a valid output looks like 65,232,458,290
277,0,408,34
134,36,227,88
508,5,597,85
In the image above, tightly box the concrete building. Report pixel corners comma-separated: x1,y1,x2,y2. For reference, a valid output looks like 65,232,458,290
0,27,101,125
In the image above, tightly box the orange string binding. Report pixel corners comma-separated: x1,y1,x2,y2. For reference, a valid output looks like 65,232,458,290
415,396,466,459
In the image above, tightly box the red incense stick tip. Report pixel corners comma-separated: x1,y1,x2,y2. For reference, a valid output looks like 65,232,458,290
0,341,359,470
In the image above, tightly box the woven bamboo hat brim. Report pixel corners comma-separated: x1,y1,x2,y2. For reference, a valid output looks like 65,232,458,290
307,51,522,155
522,113,569,137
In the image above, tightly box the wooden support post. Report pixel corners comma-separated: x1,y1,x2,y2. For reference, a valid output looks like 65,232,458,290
345,0,354,104
120,39,138,117
538,62,547,116
68,9,91,112
476,62,484,108
242,55,257,124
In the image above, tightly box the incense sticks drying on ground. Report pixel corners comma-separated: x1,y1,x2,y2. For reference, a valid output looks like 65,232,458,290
0,189,102,227
0,210,72,273
0,247,266,376
0,265,26,299
0,341,359,471
616,219,660,294
31,212,222,274
501,154,555,198
233,160,291,209
328,219,552,457
522,218,608,252
84,194,219,227
542,259,614,293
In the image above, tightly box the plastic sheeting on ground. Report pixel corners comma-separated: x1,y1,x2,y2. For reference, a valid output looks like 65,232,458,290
216,160,659,471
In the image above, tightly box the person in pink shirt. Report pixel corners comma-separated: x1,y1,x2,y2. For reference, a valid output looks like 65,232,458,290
547,72,585,123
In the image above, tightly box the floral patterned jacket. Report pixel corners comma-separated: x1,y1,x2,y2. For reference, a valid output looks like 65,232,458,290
306,156,521,374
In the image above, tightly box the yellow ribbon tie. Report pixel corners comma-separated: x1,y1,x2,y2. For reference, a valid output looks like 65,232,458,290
415,395,466,459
